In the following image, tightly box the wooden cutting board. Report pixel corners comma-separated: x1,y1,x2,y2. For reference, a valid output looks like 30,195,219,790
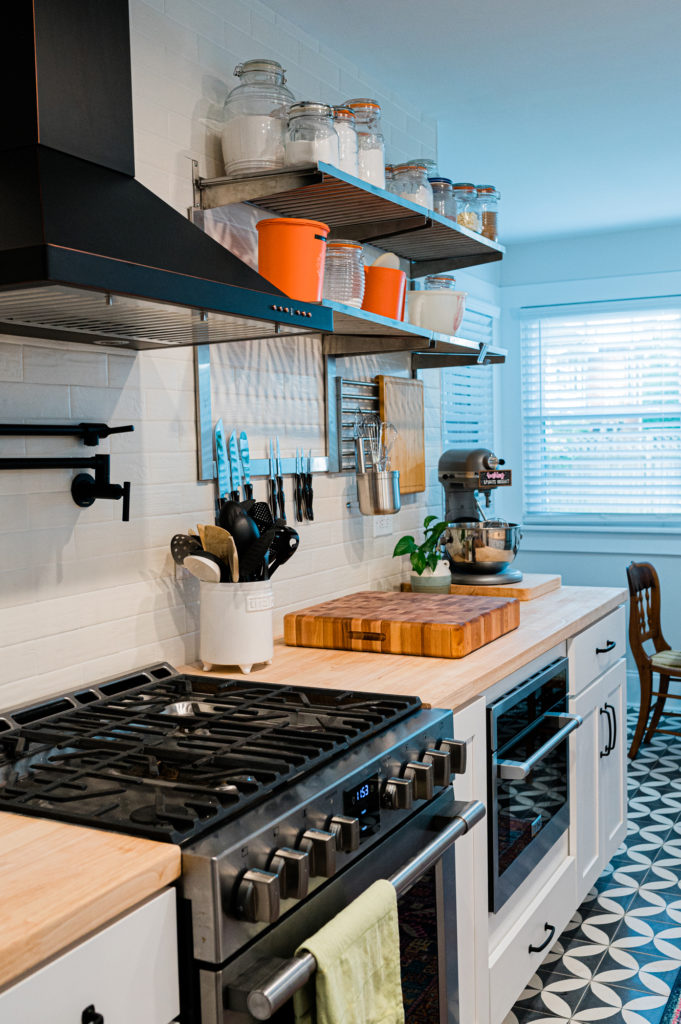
400,574,561,602
284,591,520,659
377,375,425,493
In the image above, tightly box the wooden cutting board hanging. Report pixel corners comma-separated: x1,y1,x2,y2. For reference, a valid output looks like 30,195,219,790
284,591,520,659
376,375,425,493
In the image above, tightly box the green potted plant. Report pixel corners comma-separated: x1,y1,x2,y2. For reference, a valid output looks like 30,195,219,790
392,515,451,593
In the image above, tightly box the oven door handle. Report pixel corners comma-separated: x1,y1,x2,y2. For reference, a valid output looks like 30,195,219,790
495,712,583,781
244,798,486,1021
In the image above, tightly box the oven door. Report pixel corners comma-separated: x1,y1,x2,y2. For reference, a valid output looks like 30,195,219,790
193,791,484,1024
488,657,581,912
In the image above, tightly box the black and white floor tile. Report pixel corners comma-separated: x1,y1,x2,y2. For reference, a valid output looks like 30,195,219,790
504,710,681,1024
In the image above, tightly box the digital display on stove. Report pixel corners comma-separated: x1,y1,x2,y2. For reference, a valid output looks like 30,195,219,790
343,775,380,835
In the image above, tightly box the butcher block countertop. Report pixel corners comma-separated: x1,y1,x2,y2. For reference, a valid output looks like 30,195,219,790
0,813,180,989
192,585,628,710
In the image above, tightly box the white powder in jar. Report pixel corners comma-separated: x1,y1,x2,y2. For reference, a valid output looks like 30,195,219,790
222,114,286,176
396,184,433,209
334,121,359,176
285,135,340,167
357,146,385,189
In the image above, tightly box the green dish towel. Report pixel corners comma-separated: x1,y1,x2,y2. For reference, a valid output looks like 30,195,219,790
293,879,404,1024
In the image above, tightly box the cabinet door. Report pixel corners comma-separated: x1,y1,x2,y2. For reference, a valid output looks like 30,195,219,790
599,659,628,859
571,678,604,900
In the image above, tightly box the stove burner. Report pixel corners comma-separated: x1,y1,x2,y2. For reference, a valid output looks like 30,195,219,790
0,664,421,844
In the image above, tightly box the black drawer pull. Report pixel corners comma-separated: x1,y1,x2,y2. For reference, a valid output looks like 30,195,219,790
596,640,616,654
528,922,556,954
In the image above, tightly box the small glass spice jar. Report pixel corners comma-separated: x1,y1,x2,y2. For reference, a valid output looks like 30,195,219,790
476,185,500,241
390,163,433,208
332,106,359,177
322,239,365,308
345,99,385,188
452,183,481,232
285,102,339,167
222,59,295,177
429,177,455,219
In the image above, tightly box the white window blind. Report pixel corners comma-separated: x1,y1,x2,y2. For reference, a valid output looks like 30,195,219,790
441,307,495,449
521,300,681,518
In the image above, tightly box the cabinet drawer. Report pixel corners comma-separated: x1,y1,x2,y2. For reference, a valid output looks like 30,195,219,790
568,605,625,694
0,890,178,1024
489,857,576,1024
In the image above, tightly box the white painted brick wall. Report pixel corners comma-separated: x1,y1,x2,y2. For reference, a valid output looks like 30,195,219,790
0,0,443,708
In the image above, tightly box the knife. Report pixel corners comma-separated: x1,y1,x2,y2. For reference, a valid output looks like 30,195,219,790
268,439,278,520
214,420,230,511
294,448,304,523
228,431,242,502
275,436,286,522
303,449,314,521
239,431,253,500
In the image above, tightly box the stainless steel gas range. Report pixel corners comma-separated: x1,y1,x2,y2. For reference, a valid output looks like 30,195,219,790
0,663,485,1024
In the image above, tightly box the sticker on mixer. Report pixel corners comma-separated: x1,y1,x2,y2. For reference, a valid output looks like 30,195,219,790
479,469,512,487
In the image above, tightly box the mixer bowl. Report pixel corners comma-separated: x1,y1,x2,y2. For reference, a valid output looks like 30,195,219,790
441,520,523,575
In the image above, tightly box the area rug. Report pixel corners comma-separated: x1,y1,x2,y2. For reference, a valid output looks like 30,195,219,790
398,870,439,1023
661,968,681,1024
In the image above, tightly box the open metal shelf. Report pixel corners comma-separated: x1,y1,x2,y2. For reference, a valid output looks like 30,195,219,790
193,161,505,278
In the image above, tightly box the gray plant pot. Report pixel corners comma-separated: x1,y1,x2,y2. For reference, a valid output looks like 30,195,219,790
410,573,451,594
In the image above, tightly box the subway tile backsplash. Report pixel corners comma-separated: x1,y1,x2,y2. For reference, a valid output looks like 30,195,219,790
0,0,440,707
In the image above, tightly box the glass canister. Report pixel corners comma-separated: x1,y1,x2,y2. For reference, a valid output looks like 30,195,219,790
221,59,295,177
322,240,365,307
477,185,500,241
345,99,385,189
390,163,434,208
452,183,481,232
407,158,438,178
332,106,359,177
285,102,339,167
429,177,455,218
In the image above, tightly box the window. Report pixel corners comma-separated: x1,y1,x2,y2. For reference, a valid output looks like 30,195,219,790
441,307,495,450
520,299,681,520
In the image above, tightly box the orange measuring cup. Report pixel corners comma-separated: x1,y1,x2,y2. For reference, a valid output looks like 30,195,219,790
256,217,330,301
361,266,407,321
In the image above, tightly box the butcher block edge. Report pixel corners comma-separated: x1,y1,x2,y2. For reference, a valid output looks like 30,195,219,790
284,590,520,659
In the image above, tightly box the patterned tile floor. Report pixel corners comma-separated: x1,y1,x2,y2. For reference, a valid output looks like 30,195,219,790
504,709,681,1024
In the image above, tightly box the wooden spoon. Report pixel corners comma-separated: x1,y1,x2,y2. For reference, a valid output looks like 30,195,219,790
203,525,239,583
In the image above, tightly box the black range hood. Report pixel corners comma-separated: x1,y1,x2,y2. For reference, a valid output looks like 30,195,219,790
0,0,331,350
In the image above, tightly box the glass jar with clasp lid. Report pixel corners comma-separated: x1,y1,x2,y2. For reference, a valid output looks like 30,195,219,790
221,59,295,177
390,162,433,209
332,106,359,177
452,183,481,232
285,102,339,167
429,177,455,219
344,99,385,188
476,185,500,241
322,239,365,308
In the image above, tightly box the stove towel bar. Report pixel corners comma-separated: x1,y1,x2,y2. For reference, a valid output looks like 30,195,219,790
245,797,486,1021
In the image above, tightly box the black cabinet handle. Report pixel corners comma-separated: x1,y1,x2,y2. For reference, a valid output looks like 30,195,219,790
528,922,556,954
605,701,617,753
82,1007,104,1024
599,706,612,757
596,640,616,654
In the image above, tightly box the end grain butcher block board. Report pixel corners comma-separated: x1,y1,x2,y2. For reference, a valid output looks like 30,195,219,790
284,591,520,659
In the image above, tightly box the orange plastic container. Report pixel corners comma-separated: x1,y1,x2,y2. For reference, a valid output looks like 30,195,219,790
361,266,407,320
256,217,330,301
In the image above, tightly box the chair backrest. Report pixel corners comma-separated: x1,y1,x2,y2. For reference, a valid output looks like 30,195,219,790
627,561,669,664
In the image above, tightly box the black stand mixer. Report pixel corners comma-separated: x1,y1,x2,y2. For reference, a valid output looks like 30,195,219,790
438,447,523,585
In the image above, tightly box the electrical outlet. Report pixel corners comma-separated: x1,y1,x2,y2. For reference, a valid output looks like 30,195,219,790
373,515,394,538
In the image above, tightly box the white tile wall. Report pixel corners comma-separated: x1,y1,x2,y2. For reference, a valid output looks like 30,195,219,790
0,0,442,709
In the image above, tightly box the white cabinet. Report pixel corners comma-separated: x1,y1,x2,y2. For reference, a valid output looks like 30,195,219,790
571,659,627,900
0,890,179,1024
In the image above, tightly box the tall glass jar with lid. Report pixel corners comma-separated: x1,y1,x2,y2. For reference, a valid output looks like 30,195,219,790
285,102,339,167
390,163,433,208
452,184,481,232
222,59,295,177
429,177,455,218
323,240,365,307
332,106,359,177
345,99,385,189
476,185,500,241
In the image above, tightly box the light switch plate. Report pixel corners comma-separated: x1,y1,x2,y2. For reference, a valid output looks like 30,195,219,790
373,514,394,537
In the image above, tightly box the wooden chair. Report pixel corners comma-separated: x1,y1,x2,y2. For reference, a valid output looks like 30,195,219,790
627,561,681,759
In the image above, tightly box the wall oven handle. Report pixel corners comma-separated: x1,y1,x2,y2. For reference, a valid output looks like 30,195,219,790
245,798,486,1021
495,713,583,780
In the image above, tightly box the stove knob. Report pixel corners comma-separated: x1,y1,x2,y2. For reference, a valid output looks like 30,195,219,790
403,761,434,800
328,815,360,853
298,828,337,877
382,776,413,810
438,738,467,775
235,868,280,923
268,847,310,900
423,748,452,786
